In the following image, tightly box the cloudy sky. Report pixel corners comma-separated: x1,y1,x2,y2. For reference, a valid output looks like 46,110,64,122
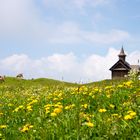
0,0,140,82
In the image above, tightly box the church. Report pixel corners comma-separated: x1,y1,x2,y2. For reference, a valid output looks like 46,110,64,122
109,47,140,79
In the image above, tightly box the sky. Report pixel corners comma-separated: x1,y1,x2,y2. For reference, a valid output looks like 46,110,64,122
0,0,140,83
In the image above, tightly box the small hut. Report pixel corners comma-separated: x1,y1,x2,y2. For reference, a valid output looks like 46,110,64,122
109,47,140,79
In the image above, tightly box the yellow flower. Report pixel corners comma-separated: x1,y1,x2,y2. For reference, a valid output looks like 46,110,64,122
53,108,62,114
65,104,75,110
109,104,115,109
0,112,3,116
92,95,95,99
44,104,52,108
57,105,63,109
86,117,90,122
112,114,119,117
106,94,111,98
13,105,24,112
117,84,123,88
124,81,133,88
127,110,136,116
124,115,132,120
82,104,88,109
53,98,58,101
45,109,50,114
28,99,38,105
19,105,23,109
105,86,113,90
27,105,32,111
85,122,94,128
20,124,33,132
0,125,7,129
21,126,29,132
50,112,57,117
129,112,136,117
98,109,107,113
71,104,75,107
124,110,137,120
65,106,70,110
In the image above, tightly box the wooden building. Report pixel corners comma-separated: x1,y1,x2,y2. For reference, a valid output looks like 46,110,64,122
109,47,140,79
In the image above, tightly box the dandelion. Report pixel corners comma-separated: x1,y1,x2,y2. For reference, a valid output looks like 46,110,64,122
106,94,111,98
105,86,113,90
65,106,71,110
53,98,58,101
109,104,115,109
53,108,62,114
20,124,33,132
92,95,95,99
117,84,123,88
27,105,32,111
44,104,52,108
124,110,137,120
98,108,107,113
85,122,94,128
129,111,136,116
50,112,57,117
65,104,75,110
82,104,88,109
0,112,3,116
45,109,50,114
45,106,50,114
124,115,132,120
28,99,38,106
0,125,7,129
55,104,63,109
112,114,119,117
13,105,24,112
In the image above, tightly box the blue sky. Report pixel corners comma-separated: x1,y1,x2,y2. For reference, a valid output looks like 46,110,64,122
0,0,140,82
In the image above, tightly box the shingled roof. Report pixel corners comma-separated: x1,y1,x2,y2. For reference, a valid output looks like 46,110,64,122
109,59,131,71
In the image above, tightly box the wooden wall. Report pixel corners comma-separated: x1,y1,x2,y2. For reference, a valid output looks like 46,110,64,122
112,70,129,79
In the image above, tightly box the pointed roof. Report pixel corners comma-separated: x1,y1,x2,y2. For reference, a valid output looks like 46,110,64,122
109,59,131,71
118,46,126,56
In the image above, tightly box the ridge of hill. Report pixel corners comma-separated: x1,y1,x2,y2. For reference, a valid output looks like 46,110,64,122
0,77,127,88
0,77,79,87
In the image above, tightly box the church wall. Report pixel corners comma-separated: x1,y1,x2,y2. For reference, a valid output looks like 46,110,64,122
112,70,129,79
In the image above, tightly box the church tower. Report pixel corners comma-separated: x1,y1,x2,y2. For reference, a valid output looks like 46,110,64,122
118,47,126,61
109,47,131,79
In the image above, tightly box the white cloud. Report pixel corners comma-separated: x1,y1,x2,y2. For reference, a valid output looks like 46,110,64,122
0,48,139,82
127,51,140,65
0,0,130,45
0,0,43,39
83,29,130,44
46,22,130,44
47,22,82,44
47,53,77,72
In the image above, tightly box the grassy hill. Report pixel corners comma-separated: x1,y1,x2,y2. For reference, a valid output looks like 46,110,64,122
1,77,128,88
1,77,79,87
0,77,140,139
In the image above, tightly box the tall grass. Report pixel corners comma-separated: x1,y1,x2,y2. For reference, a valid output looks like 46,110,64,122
0,78,140,139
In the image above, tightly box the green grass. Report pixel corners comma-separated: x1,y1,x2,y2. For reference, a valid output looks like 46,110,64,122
0,77,140,139
1,77,78,87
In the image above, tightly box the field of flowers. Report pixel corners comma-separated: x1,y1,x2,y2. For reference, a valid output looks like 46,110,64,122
0,79,140,139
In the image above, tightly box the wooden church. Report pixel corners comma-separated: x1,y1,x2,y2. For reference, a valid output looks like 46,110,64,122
109,47,140,79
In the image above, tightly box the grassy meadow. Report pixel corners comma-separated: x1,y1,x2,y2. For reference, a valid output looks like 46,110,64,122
0,77,140,139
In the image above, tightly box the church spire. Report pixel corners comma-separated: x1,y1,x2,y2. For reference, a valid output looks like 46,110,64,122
118,46,126,61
